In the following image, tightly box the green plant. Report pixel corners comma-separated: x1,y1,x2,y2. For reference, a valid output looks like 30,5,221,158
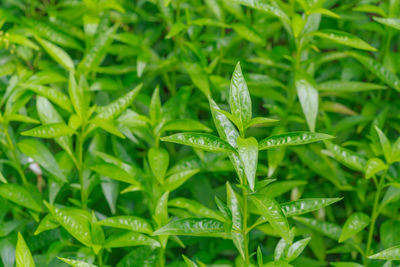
0,0,400,266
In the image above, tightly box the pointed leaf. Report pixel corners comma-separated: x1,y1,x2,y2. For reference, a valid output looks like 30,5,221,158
339,212,370,243
16,233,35,267
373,17,400,31
21,84,73,112
21,123,75,138
294,216,341,240
104,232,160,248
148,147,169,184
0,184,42,212
58,257,97,267
325,142,366,171
237,137,258,190
313,30,376,51
227,182,245,258
281,198,342,217
295,73,319,132
365,158,387,179
162,169,199,192
287,237,311,262
259,132,333,150
98,216,152,234
369,245,400,260
169,198,225,221
35,36,74,70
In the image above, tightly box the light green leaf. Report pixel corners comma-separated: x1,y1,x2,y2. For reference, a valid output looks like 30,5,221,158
90,118,125,138
349,52,400,92
161,133,236,153
21,123,75,138
96,84,142,120
68,73,84,117
34,214,59,235
251,195,291,242
245,117,278,129
281,198,342,217
339,212,370,243
232,24,264,45
227,182,245,259
373,17,400,31
232,0,290,25
16,233,35,267
182,255,199,267
8,114,40,124
18,139,67,182
162,169,199,192
331,263,364,267
230,62,252,133
150,87,161,125
312,30,376,51
286,237,311,262
153,218,227,238
365,158,387,179
325,142,366,171
259,132,333,150
369,245,400,260
295,73,319,132
35,36,74,70
98,216,153,234
259,180,307,198
104,232,160,248
58,257,97,267
318,80,387,92
183,62,210,97
44,202,93,246
0,184,42,212
375,126,392,163
148,147,169,184
237,137,258,190
169,198,225,221
294,216,341,240
161,119,212,133
90,163,140,186
21,84,73,112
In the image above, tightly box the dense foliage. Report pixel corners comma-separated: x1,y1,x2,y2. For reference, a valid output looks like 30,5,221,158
1,0,400,266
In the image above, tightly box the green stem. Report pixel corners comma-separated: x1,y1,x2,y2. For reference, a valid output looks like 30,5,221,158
158,246,165,267
364,170,388,266
242,186,250,264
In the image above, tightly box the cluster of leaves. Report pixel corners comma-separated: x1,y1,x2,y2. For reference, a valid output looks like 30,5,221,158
0,0,400,266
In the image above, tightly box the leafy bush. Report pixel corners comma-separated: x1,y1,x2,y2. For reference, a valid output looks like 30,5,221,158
0,0,400,266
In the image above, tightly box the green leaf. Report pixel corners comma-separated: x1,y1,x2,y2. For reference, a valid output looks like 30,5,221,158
331,263,364,267
16,233,35,267
21,123,75,138
369,245,400,260
148,147,169,184
169,198,225,221
281,198,342,217
182,255,199,267
90,163,140,186
245,117,278,129
365,158,387,179
161,119,212,133
21,84,73,112
230,62,252,133
58,257,97,267
150,87,161,125
34,214,59,235
325,142,366,171
312,30,376,51
294,216,341,240
295,73,319,132
44,202,93,246
392,137,400,163
8,114,39,124
68,72,84,118
259,132,333,150
98,216,153,234
373,17,400,31
286,237,311,262
339,212,370,243
250,195,291,242
349,52,400,92
162,169,200,192
233,0,290,25
90,118,125,138
227,182,245,259
183,62,210,97
96,84,143,120
375,126,392,163
161,133,236,153
153,218,227,238
78,25,117,73
232,24,264,45
35,36,74,71
318,80,387,92
104,232,160,248
0,184,42,212
116,247,159,267
259,180,307,198
18,139,67,182
237,137,258,190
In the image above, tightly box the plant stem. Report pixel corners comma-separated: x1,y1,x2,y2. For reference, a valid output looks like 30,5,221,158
242,186,250,264
364,170,388,266
158,247,165,267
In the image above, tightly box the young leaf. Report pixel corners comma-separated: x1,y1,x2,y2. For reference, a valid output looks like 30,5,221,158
98,216,153,234
16,233,35,267
281,198,342,217
0,184,42,212
365,158,387,179
68,72,84,118
153,218,227,238
369,245,400,260
161,133,236,153
162,169,200,192
169,198,225,221
246,117,278,129
375,126,392,163
150,87,161,125
295,73,319,132
148,147,169,184
339,212,370,243
312,30,376,51
250,195,291,242
286,237,311,262
104,232,160,248
230,62,252,132
237,137,258,190
21,123,75,138
35,36,74,71
259,132,333,150
18,139,67,182
58,257,97,267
